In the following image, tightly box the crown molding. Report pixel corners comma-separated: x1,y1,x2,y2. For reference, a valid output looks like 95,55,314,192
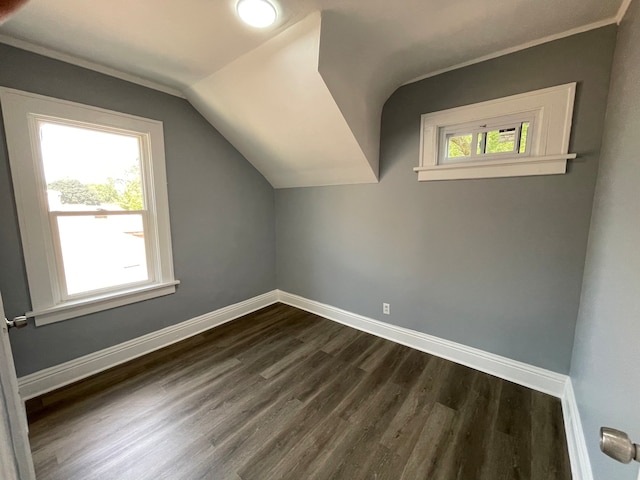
0,34,185,98
617,0,634,24
404,17,618,86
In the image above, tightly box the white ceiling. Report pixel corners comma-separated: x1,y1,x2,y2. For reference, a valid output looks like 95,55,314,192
0,0,626,187
0,0,623,91
186,13,379,188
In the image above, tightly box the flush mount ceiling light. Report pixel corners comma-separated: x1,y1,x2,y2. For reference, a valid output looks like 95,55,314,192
237,0,277,28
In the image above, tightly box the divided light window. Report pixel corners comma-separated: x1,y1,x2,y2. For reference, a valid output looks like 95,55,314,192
416,83,577,181
0,88,178,326
441,114,533,165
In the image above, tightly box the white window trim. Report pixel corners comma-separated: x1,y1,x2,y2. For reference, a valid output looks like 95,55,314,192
0,88,179,326
415,83,578,181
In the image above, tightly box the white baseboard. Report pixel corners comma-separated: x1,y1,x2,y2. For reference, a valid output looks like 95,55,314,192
277,290,568,397
18,290,279,400
562,380,594,480
19,287,589,478
277,290,596,477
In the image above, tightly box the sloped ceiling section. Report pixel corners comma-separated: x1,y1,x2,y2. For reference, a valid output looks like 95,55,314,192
186,13,378,189
0,0,626,189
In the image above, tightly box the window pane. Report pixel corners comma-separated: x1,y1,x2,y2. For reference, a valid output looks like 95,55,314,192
485,127,516,154
39,122,144,212
519,122,530,154
56,214,149,295
447,134,472,158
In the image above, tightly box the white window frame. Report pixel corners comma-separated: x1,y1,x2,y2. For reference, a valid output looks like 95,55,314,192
0,88,179,326
415,83,578,181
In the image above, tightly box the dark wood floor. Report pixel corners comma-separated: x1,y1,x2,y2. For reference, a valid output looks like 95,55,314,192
26,303,572,480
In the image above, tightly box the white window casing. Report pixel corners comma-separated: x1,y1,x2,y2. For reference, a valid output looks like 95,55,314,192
415,83,578,181
0,88,179,326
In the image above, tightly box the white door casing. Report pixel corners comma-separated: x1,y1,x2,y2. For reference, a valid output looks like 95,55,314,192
0,393,19,480
0,292,35,479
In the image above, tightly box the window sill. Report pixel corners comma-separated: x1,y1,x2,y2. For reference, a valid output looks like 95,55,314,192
29,280,180,326
413,154,577,181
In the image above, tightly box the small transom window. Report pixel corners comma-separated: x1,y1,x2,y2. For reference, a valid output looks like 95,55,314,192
415,83,577,181
440,113,534,165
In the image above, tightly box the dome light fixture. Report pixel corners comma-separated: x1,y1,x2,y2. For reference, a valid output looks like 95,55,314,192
236,0,277,28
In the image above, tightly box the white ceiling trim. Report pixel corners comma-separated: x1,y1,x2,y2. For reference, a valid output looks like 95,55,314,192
617,0,634,23
0,33,185,98
403,17,618,87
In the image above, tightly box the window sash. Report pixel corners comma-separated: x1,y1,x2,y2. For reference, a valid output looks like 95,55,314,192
34,116,158,304
48,210,156,301
439,113,535,165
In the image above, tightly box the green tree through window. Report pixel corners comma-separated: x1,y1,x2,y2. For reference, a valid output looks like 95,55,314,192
48,178,100,205
48,165,143,210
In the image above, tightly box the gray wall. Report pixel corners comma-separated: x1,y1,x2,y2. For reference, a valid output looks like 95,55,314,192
0,44,276,377
319,11,382,174
570,1,640,479
276,26,617,373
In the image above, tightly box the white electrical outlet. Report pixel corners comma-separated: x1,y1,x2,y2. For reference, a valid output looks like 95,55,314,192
383,303,390,315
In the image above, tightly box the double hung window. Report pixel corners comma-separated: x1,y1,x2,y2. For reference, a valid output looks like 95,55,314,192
0,88,178,325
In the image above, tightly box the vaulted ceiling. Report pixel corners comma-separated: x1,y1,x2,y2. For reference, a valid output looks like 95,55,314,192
0,0,625,187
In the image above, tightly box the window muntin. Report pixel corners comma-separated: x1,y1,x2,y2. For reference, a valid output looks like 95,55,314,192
0,88,178,326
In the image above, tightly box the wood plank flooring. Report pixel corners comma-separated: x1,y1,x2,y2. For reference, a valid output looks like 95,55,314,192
26,303,572,480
